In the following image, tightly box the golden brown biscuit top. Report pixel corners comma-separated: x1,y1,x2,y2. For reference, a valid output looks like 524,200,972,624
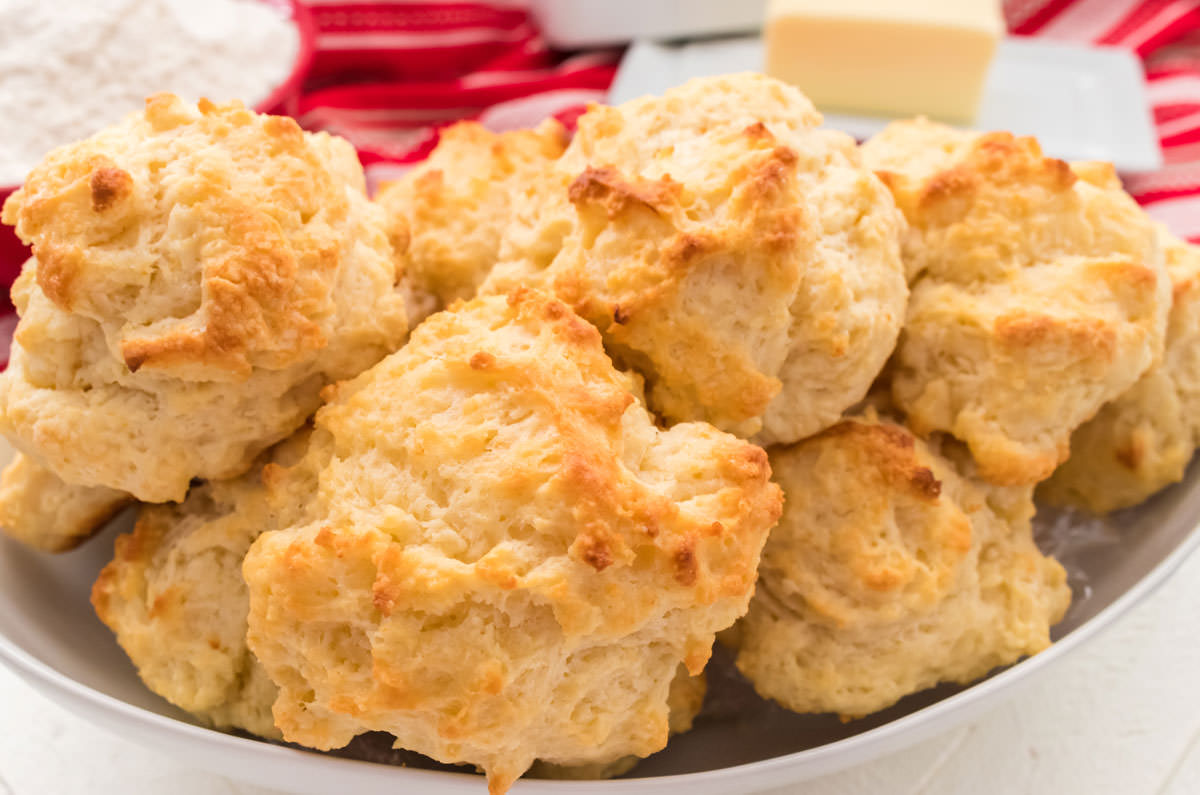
864,120,1159,286
239,289,780,790
561,73,822,230
2,94,376,380
481,73,906,443
427,120,569,180
1037,228,1200,513
374,119,568,310
760,418,974,628
302,287,780,625
736,414,1070,719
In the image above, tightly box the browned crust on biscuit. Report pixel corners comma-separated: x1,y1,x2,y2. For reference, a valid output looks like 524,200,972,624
121,211,332,375
509,286,607,350
558,140,806,434
469,351,496,370
89,166,133,212
5,96,374,386
574,532,615,571
568,166,682,218
91,512,159,624
1115,436,1147,470
816,420,942,501
35,249,80,310
672,537,698,586
918,132,1076,213
743,146,800,210
994,312,1118,361
742,121,773,140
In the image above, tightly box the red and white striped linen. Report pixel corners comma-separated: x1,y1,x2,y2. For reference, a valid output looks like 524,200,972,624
295,1,618,191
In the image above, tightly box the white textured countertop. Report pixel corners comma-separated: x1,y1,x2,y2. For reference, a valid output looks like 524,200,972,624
2,547,1198,795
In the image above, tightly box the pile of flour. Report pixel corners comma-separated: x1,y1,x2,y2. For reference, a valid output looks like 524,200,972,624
0,0,299,185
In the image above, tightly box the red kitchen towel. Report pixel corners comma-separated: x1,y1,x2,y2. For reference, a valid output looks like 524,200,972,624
295,1,619,193
2,0,1200,366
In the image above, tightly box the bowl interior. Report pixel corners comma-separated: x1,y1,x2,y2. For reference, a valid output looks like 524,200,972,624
1,441,1199,783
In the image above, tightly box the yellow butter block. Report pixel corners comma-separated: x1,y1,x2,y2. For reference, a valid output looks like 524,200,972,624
765,0,1003,123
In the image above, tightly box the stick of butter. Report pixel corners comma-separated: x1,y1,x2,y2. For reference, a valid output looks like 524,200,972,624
765,0,1003,123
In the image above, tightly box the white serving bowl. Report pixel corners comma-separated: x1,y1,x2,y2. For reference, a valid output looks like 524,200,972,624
1,437,1198,793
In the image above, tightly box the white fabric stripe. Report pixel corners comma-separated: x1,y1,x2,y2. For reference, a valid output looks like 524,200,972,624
317,25,529,50
365,162,416,197
340,127,435,151
328,128,440,163
1038,0,1138,41
476,88,608,131
1157,109,1200,136
1144,194,1200,237
1118,2,1193,50
1126,162,1200,194
1165,141,1200,163
459,54,614,89
1147,74,1200,105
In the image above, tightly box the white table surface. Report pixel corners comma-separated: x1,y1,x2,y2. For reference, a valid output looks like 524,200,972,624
2,547,1199,795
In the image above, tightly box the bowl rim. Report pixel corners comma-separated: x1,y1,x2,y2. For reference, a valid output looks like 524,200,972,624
1,519,1197,791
